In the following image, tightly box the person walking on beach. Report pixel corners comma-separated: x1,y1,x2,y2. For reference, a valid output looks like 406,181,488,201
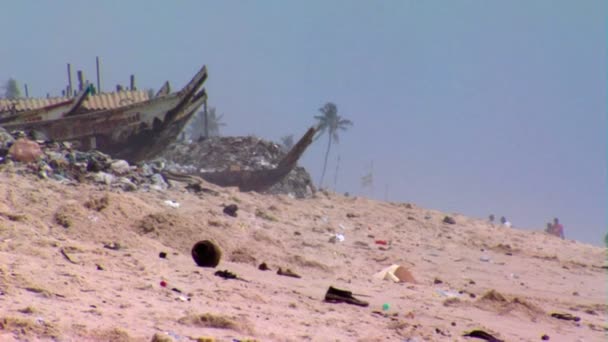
550,217,565,239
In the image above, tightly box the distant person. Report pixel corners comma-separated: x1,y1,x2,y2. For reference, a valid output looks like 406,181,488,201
489,214,495,223
550,217,565,239
500,216,512,228
545,222,553,233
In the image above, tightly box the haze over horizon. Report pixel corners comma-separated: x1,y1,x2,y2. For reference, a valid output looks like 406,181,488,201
1,1,606,246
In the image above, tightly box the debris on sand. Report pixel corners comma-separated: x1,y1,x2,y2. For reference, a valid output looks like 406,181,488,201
191,240,222,268
324,286,369,307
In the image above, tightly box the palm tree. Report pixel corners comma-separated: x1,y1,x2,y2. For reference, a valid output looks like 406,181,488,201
280,134,294,152
206,107,226,137
314,102,353,188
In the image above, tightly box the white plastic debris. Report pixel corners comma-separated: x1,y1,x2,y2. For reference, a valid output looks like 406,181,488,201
436,289,461,298
93,171,115,185
479,255,491,262
110,159,130,174
164,200,180,208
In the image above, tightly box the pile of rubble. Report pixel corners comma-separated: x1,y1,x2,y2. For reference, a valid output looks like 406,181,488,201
160,136,315,198
0,128,315,198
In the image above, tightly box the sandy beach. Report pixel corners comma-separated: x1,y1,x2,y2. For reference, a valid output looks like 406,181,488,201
0,170,605,341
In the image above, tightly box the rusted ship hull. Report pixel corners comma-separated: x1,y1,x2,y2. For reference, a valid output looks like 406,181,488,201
1,65,208,163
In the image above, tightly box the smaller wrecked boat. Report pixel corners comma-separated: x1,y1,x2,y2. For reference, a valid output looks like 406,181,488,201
163,125,318,192
1,65,208,163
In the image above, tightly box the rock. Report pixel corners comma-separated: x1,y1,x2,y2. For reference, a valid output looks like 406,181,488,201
150,332,174,342
223,204,238,217
443,216,456,224
8,138,43,163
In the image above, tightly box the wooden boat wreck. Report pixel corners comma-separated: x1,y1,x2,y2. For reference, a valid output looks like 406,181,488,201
0,85,92,124
164,125,319,192
1,65,208,163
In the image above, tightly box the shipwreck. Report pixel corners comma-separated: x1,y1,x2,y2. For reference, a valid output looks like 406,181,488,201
1,65,208,163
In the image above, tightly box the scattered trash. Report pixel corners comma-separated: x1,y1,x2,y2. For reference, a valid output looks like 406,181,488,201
462,329,504,342
382,303,390,311
110,159,130,174
214,269,243,281
443,216,456,224
346,213,359,218
96,264,104,271
375,240,388,245
177,295,190,302
159,252,167,259
60,248,78,265
373,264,417,283
191,240,222,268
277,267,301,278
550,312,580,322
103,242,121,251
324,286,369,307
329,233,345,243
164,200,180,208
151,332,176,342
223,204,238,217
258,262,270,271
160,280,167,287
433,278,443,284
541,334,550,340
436,289,461,298
171,288,182,293
480,255,491,262
213,270,236,280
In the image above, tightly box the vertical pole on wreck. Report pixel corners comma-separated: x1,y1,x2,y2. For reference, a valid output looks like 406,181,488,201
67,63,73,97
203,98,209,138
130,75,136,91
77,70,85,91
24,84,29,98
96,56,101,93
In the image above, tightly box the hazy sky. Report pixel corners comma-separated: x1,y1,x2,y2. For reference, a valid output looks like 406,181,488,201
1,1,606,245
